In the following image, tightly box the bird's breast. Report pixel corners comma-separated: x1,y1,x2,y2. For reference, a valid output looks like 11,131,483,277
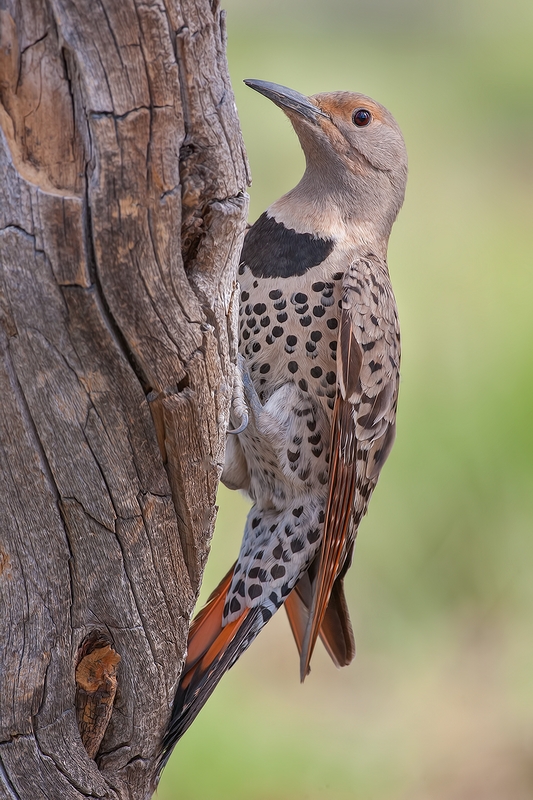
238,259,345,415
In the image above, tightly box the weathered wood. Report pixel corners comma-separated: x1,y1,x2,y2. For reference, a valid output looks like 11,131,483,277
0,0,249,797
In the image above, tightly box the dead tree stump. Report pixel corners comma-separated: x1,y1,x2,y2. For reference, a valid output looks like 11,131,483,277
0,0,249,796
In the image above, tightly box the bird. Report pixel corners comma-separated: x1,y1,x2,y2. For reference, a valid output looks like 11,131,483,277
159,78,407,768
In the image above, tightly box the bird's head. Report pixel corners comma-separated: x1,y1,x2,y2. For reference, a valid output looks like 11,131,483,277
244,79,407,244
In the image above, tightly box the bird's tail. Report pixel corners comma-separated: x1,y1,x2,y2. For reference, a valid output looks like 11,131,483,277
158,563,268,770
158,557,355,770
284,556,355,678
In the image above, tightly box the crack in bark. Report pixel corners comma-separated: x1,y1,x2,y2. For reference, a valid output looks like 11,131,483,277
88,105,172,121
0,754,19,800
82,197,152,393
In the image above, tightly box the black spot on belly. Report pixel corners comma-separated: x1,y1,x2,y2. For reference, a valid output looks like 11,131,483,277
230,597,242,613
241,213,335,278
290,538,304,553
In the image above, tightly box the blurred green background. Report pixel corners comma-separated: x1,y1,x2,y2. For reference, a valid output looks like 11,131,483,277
159,0,533,797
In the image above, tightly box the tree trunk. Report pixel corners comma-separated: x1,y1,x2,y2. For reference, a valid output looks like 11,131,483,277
0,0,249,797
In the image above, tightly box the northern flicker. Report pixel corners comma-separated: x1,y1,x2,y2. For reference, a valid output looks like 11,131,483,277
159,79,407,767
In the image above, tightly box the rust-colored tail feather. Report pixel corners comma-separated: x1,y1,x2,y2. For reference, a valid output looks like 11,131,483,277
160,553,356,771
284,558,355,678
319,576,355,668
158,564,264,770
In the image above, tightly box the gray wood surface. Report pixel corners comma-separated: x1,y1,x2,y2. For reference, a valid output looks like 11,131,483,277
0,0,249,796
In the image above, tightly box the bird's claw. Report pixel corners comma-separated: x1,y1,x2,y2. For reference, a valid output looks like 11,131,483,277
228,355,250,435
228,409,249,435
228,355,264,435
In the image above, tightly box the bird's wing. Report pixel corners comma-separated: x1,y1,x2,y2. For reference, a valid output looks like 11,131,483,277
300,256,400,678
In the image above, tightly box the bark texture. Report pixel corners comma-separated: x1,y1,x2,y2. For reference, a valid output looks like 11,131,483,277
0,0,249,797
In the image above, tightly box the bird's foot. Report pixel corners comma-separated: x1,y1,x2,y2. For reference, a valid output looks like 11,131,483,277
228,355,263,435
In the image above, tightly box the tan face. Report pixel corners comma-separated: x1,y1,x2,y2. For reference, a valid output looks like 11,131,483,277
308,91,408,177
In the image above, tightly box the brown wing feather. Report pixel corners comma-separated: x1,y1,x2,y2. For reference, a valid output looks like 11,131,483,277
300,396,357,678
300,256,400,679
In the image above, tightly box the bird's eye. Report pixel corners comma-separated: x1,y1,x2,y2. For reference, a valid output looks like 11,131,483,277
352,108,372,127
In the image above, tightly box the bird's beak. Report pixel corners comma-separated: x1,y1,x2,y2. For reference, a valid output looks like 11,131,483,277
244,79,329,124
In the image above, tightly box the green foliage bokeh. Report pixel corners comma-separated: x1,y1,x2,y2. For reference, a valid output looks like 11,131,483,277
159,1,533,797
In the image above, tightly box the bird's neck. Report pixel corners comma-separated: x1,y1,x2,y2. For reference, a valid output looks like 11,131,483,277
268,169,391,258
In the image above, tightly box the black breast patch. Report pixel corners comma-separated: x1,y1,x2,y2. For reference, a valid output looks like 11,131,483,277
241,213,335,279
